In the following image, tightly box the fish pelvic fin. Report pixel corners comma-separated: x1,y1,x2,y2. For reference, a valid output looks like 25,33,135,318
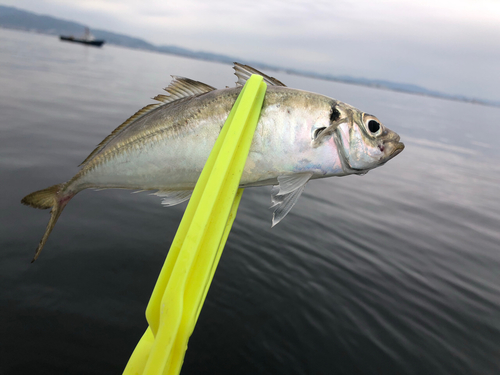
270,173,313,227
21,183,73,262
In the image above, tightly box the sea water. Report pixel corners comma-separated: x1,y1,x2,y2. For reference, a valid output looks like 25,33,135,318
1,28,499,374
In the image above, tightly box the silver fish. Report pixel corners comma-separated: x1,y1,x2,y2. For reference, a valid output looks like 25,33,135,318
22,63,404,261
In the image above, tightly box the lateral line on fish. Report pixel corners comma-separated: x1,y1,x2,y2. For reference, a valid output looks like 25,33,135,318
72,128,180,181
79,79,218,167
81,109,204,167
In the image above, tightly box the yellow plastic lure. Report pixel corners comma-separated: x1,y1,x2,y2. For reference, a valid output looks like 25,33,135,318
123,74,267,375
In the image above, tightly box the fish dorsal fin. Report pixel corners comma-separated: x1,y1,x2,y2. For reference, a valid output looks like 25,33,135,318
154,76,217,104
234,62,287,87
270,172,313,226
152,190,192,206
79,76,216,167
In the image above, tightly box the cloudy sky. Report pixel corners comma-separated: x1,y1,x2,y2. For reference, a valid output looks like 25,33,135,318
4,0,500,102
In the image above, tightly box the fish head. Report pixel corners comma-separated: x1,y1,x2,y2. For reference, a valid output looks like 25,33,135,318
335,106,405,172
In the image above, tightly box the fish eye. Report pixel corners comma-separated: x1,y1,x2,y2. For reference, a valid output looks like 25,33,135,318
362,114,383,136
368,120,380,133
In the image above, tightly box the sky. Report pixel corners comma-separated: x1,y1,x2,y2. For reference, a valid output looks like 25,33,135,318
3,0,500,102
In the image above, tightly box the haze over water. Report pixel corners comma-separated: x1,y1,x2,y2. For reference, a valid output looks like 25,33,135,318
1,29,499,374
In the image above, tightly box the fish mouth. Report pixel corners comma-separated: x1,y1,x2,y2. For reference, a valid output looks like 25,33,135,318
386,141,405,160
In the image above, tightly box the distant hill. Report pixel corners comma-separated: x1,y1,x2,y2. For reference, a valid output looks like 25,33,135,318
1,4,498,107
0,5,160,50
0,5,238,62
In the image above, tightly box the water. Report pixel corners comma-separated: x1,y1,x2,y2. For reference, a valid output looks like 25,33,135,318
1,28,499,374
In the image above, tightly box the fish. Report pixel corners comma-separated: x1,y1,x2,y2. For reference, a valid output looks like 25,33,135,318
21,63,404,262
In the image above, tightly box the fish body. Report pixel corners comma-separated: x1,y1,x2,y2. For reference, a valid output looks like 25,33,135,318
71,86,341,191
22,63,404,261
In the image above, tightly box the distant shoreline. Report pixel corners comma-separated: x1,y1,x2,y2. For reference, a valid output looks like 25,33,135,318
0,5,498,108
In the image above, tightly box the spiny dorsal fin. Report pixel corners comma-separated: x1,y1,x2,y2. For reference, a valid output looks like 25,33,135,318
233,63,287,87
79,76,216,167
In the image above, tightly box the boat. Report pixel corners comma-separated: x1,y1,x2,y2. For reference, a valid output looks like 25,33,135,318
60,27,105,47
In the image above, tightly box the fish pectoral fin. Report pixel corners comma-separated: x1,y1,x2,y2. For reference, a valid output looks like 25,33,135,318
152,190,192,207
312,118,349,148
270,173,313,226
233,63,287,87
276,173,313,195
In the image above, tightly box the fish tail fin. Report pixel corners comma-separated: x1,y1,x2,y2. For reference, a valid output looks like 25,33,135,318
21,183,73,262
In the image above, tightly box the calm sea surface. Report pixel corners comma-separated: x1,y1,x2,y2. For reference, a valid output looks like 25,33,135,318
1,28,499,375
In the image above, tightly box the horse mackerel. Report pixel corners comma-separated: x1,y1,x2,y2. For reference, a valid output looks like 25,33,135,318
21,63,404,261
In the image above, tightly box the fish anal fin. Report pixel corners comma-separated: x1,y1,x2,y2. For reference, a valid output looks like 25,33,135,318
152,190,192,207
234,63,287,87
